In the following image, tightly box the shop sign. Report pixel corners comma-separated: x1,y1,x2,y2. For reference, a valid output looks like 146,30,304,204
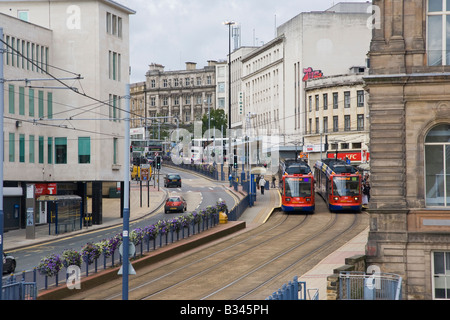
303,67,323,81
35,183,57,196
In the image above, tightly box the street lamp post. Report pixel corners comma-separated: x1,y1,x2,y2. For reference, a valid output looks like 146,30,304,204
224,21,235,167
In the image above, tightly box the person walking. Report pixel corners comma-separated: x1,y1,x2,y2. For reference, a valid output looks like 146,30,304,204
256,175,261,190
259,176,266,195
271,176,276,188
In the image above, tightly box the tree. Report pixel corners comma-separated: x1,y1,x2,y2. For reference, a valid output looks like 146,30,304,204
201,108,227,138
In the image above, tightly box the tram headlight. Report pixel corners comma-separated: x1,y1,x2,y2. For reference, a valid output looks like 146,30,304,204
285,198,291,202
354,197,359,201
333,197,339,201
306,198,311,202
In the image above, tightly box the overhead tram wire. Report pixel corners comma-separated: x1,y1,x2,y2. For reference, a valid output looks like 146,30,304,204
0,38,145,126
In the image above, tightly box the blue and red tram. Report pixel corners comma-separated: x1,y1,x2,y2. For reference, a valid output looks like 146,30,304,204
314,159,362,212
280,161,315,212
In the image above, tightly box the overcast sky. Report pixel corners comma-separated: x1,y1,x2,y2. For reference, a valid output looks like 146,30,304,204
127,0,366,83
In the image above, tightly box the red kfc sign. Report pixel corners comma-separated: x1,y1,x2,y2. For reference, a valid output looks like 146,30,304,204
327,152,370,162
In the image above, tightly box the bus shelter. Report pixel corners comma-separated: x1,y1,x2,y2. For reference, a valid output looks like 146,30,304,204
36,195,82,235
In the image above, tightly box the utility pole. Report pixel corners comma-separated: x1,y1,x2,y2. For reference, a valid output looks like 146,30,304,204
0,27,5,300
122,84,131,300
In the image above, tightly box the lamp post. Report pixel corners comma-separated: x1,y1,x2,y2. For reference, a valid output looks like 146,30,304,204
224,21,235,167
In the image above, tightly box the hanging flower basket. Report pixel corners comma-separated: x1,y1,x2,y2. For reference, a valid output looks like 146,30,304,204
37,253,64,277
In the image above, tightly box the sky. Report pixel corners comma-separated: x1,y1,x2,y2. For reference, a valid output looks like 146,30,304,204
127,0,366,83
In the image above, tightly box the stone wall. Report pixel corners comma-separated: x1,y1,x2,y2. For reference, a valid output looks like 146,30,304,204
326,254,366,300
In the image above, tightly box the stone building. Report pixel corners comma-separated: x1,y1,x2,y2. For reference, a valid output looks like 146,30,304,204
365,0,450,299
131,61,218,132
304,70,369,166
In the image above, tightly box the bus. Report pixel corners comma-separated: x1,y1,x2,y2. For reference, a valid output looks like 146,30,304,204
280,160,315,212
314,159,362,212
131,139,163,164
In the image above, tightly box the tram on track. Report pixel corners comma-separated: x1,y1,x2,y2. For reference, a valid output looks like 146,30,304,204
279,160,315,212
314,159,362,212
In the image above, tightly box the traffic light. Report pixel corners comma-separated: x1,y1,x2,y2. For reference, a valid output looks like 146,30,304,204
156,156,161,170
233,155,238,169
130,145,133,153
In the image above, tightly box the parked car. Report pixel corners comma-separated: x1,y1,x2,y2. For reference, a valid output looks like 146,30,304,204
3,252,16,274
164,174,182,188
164,195,187,213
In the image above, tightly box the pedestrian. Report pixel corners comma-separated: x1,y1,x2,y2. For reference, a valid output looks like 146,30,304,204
271,176,276,188
362,181,371,205
259,175,266,195
256,175,261,190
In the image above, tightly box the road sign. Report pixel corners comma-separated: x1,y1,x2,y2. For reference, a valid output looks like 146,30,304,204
118,242,136,275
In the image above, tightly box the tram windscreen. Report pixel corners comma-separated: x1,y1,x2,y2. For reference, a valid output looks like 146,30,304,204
284,177,312,197
332,176,360,196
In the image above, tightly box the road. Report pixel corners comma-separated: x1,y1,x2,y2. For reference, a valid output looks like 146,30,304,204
5,167,236,275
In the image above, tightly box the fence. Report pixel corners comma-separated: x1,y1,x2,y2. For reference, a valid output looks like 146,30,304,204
339,271,402,300
10,212,221,295
266,276,319,300
2,274,37,300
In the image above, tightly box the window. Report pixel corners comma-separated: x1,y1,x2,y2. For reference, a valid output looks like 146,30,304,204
218,82,225,93
47,92,53,119
18,10,28,22
55,137,67,164
29,135,35,163
323,93,328,110
323,117,328,133
19,134,25,163
109,51,121,81
427,0,450,65
48,137,53,164
78,137,90,164
344,115,351,131
357,90,365,107
29,88,34,116
19,87,25,115
333,116,339,132
432,251,450,299
9,133,15,162
344,91,351,108
308,96,312,112
333,92,339,109
38,136,44,164
8,84,14,114
357,114,365,131
38,90,44,118
425,124,450,206
113,138,118,164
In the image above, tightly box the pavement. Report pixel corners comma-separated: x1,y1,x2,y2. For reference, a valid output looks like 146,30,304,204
3,169,368,300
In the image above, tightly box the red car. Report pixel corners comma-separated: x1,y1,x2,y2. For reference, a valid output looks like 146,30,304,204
164,195,187,213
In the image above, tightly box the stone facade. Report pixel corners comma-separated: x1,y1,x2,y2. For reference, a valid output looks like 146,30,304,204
365,0,450,300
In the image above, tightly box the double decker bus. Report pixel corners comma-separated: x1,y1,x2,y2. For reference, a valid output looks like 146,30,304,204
314,159,362,212
280,160,315,212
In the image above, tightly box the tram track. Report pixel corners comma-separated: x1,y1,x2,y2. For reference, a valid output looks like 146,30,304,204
104,210,311,300
66,197,368,301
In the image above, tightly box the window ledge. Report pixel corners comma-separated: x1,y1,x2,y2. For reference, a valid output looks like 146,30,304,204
112,164,121,170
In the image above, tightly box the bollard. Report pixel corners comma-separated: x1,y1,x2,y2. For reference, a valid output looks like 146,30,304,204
219,211,228,224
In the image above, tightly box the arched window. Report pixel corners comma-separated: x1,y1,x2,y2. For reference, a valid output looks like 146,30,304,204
425,124,450,207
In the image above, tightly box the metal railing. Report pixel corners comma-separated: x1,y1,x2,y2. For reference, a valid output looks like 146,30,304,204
6,213,221,296
266,276,319,300
2,274,37,300
339,271,402,300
